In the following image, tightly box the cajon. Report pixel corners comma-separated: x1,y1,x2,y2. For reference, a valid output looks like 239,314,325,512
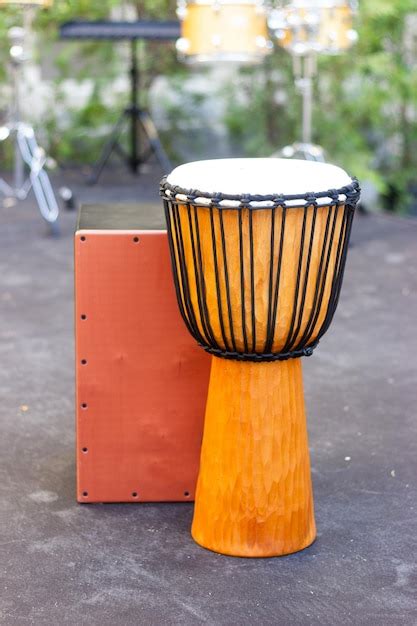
74,203,210,503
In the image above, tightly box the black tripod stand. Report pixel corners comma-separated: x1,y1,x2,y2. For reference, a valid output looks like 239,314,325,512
88,39,172,185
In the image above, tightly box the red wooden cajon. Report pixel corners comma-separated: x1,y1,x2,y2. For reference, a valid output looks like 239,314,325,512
74,203,210,503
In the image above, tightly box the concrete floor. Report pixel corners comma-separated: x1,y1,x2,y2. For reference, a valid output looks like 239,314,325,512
0,168,416,625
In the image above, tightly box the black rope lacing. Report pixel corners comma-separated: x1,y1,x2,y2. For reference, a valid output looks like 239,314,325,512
160,178,360,209
161,177,360,363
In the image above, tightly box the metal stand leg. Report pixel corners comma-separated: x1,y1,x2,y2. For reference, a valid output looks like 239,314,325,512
14,131,25,191
294,53,316,146
139,111,172,174
88,107,172,185
17,124,60,227
0,20,61,233
0,124,60,232
87,113,129,185
273,52,325,163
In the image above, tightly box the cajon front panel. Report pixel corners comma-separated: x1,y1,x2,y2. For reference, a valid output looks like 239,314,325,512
74,204,211,503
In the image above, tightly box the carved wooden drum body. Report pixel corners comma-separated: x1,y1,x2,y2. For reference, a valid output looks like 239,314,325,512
161,159,360,557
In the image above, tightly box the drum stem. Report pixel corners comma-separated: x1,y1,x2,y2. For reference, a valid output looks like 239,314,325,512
191,356,316,557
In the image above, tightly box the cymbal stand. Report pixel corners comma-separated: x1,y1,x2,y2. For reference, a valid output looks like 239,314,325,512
283,50,325,161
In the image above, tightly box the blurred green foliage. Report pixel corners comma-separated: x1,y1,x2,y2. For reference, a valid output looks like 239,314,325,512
0,0,416,210
321,0,417,211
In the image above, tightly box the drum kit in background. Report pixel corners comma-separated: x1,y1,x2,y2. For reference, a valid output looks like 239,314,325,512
176,0,359,160
176,0,273,64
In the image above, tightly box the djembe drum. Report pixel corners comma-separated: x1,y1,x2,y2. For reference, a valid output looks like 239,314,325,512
160,158,360,557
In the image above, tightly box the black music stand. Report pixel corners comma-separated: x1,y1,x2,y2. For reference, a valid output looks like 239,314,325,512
88,40,171,184
60,21,178,184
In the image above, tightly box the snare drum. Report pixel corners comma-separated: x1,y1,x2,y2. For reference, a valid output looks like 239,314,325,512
176,0,272,64
270,0,357,56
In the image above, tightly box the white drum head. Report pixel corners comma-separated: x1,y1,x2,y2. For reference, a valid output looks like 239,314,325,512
166,158,353,206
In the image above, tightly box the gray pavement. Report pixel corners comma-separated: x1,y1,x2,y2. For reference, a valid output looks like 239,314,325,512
0,168,416,625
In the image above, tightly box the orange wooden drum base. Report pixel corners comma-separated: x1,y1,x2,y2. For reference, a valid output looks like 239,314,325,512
192,357,316,557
